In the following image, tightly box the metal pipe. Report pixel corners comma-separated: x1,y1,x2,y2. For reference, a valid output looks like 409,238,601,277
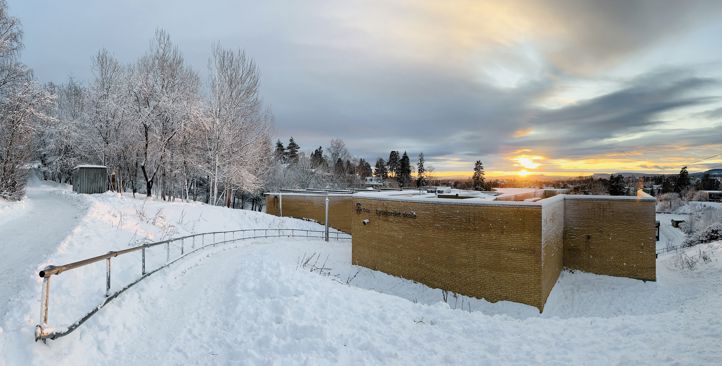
141,246,146,275
325,192,330,242
40,277,50,325
105,257,111,297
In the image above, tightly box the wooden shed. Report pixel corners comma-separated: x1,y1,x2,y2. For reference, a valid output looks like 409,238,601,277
72,165,108,194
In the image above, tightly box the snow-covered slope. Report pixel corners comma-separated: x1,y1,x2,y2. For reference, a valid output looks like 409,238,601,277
1,181,721,365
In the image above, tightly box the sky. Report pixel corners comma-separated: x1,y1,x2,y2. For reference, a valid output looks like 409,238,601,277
8,0,722,178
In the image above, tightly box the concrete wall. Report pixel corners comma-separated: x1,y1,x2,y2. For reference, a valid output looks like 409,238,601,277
351,198,547,310
265,194,353,233
561,191,656,281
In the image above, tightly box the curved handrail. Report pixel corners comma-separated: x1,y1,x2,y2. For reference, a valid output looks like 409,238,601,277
35,228,350,342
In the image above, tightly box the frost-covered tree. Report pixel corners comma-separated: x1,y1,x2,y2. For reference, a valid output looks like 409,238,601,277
201,43,270,206
128,30,200,197
286,137,300,164
0,1,55,199
416,152,426,187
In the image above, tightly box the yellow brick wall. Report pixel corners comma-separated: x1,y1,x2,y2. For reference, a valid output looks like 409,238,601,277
351,198,546,310
562,196,656,281
265,194,353,233
540,196,564,305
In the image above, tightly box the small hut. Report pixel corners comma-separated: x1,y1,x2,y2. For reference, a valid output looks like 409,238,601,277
72,165,108,194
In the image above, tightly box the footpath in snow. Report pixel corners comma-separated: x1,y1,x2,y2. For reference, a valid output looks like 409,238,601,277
1,182,721,365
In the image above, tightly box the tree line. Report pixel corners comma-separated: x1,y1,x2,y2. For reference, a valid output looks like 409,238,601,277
0,1,272,207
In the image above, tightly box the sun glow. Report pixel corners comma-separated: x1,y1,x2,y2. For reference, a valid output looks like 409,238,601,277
517,169,530,177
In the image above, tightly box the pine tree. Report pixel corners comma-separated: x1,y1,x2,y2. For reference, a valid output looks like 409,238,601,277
345,159,355,175
416,152,427,187
274,140,286,162
662,175,676,193
334,158,345,176
700,173,720,190
609,174,626,195
675,166,689,193
472,160,485,190
286,137,300,164
387,151,400,178
398,151,412,187
374,158,388,179
357,158,372,178
310,146,326,168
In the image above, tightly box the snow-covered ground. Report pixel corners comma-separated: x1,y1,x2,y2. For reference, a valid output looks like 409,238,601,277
1,180,722,365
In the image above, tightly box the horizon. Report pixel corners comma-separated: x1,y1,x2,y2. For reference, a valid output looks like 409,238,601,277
7,0,722,177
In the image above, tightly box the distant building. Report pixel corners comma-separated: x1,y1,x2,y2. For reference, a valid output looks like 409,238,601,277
364,176,384,187
72,165,108,194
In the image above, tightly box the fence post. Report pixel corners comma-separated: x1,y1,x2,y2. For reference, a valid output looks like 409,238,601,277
105,257,111,297
40,276,50,325
279,191,283,217
325,192,330,242
142,246,146,275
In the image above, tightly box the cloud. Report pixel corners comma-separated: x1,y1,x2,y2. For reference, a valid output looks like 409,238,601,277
9,0,722,174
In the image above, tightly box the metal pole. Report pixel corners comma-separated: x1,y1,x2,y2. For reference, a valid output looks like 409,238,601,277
325,192,330,242
192,235,195,249
142,246,146,275
40,277,50,325
181,238,184,255
279,191,283,217
105,257,111,297
166,242,170,262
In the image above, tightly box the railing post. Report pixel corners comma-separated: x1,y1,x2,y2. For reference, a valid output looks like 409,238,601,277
142,246,146,275
166,242,170,262
181,238,184,255
325,192,330,242
40,276,50,325
192,235,195,249
105,257,111,297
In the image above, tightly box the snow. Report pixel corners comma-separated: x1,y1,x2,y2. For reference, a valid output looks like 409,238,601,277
2,181,722,365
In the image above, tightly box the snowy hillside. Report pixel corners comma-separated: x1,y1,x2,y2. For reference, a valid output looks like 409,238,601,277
1,181,722,365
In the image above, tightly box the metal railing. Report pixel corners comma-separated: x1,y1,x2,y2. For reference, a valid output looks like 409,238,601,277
35,228,351,342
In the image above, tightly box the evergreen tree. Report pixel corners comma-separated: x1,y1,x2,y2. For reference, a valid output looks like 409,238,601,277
700,173,720,190
286,137,300,164
334,158,345,176
398,151,412,187
662,175,676,193
310,146,326,168
472,160,485,190
345,159,355,175
374,158,388,179
416,152,427,187
274,140,286,162
357,158,372,178
608,174,626,195
387,151,400,178
675,166,689,193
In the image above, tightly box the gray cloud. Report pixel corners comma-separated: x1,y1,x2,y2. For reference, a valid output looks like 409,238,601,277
8,0,722,173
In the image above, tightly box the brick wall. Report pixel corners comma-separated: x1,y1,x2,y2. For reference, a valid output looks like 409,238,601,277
351,198,546,310
541,195,564,304
562,192,656,281
265,191,657,310
265,194,354,233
